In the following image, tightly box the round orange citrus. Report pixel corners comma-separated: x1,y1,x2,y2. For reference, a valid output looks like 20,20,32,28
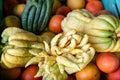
49,15,65,34
96,52,119,73
85,0,104,15
13,4,26,17
107,67,120,80
75,63,100,80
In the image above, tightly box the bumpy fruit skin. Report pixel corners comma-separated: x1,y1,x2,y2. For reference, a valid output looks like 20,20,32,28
25,30,95,80
0,27,45,69
61,9,120,52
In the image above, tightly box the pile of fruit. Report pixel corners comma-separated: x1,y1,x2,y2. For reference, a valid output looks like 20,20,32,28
0,0,120,80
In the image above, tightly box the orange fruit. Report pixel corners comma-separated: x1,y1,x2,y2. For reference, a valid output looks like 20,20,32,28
13,4,26,17
21,65,42,80
85,0,104,15
96,52,119,73
75,63,100,80
55,6,71,16
67,0,85,10
49,15,65,34
107,67,120,80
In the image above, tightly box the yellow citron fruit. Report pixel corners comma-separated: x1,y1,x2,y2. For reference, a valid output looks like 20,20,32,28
13,4,26,17
67,0,85,10
52,0,62,14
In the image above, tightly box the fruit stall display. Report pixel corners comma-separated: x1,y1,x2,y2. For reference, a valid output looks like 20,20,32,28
0,0,120,80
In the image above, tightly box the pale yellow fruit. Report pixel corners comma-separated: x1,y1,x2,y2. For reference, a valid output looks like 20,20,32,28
67,0,85,10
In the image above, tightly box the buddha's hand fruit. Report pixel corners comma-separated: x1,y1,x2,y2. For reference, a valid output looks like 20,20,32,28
61,9,120,52
25,30,95,80
0,27,45,69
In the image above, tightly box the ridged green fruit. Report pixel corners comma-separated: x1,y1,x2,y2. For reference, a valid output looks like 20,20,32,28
22,0,54,34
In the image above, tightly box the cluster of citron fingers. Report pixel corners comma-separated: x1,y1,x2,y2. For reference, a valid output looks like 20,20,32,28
50,30,95,74
25,30,95,80
0,27,45,69
62,9,120,52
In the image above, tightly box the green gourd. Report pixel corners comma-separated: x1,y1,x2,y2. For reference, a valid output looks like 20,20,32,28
22,0,54,34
